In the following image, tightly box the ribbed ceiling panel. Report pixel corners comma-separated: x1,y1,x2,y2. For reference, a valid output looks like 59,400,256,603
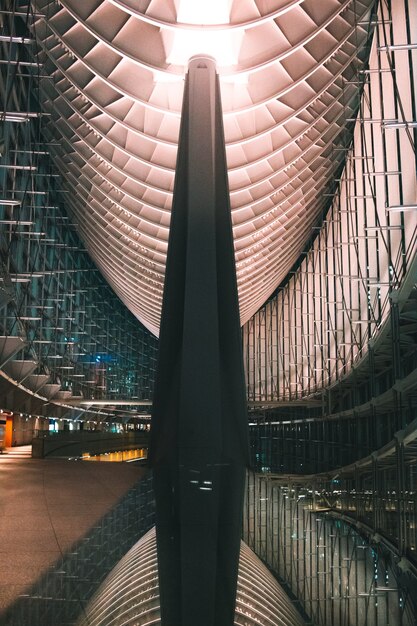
32,0,376,335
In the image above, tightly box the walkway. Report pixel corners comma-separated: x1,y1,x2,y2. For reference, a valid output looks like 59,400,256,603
0,445,32,461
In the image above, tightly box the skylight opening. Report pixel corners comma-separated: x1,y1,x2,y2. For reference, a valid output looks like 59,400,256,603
177,0,230,25
166,0,243,69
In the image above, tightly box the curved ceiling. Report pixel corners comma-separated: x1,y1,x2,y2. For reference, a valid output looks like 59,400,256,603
31,0,376,336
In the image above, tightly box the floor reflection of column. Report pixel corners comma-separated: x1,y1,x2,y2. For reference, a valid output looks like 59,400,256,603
150,56,249,626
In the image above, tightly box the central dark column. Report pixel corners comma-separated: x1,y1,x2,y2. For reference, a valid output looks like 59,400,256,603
149,56,249,626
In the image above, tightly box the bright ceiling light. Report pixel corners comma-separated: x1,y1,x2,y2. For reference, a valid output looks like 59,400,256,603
177,0,230,24
167,30,242,67
166,0,242,68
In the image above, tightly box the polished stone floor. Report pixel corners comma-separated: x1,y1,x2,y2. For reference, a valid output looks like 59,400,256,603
0,446,154,626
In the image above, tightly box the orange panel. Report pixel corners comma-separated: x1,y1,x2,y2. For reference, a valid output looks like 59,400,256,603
5,416,13,447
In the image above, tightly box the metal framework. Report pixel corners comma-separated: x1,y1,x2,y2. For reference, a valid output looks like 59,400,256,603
243,0,417,402
0,6,158,426
242,2,417,624
244,469,417,626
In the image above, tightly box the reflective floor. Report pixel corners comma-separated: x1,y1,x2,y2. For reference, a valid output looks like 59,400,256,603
0,453,154,626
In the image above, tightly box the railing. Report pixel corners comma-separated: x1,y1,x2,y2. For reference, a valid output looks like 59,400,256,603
32,429,149,458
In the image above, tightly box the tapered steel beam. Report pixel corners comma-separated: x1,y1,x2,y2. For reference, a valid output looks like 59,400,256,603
149,56,249,626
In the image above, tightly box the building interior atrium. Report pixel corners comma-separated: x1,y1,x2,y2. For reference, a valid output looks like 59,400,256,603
0,0,416,625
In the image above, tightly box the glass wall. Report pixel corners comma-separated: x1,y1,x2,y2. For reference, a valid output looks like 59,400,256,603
243,0,417,402
0,4,158,421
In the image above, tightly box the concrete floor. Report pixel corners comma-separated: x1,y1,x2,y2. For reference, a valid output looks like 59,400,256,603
0,446,146,618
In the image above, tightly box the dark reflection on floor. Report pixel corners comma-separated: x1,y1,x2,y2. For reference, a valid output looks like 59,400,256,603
1,473,155,626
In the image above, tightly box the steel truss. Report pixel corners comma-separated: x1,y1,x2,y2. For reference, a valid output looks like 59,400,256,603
244,466,417,626
0,4,157,425
243,0,417,405
243,1,417,623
